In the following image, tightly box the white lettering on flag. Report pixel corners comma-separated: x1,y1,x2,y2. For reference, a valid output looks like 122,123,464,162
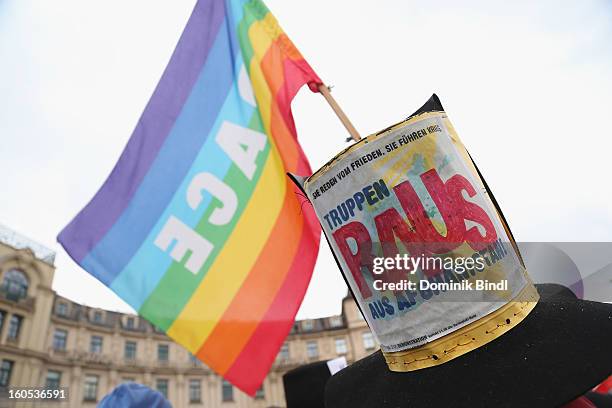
154,216,213,274
216,121,266,180
187,172,237,225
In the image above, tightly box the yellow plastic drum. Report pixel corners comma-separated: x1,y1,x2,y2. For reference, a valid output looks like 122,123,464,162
303,96,538,371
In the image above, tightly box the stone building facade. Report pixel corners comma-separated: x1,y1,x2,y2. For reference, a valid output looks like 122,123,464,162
0,226,375,407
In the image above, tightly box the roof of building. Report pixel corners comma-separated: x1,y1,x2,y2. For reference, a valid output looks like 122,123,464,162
0,223,56,265
52,293,348,337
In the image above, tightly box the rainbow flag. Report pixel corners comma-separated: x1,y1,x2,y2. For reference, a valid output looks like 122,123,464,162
58,0,321,394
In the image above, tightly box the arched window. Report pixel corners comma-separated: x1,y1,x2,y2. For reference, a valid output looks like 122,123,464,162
1,269,29,300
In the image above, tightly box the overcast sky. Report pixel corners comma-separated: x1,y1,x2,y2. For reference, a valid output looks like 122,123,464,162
1,0,611,318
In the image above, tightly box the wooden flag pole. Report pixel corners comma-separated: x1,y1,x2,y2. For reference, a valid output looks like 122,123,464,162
317,84,361,142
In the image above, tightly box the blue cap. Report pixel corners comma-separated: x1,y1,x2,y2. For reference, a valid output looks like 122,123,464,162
98,383,172,408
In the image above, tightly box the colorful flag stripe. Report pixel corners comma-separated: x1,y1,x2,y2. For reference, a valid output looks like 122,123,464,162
109,61,256,310
224,223,319,389
58,0,226,262
194,5,321,378
58,0,322,395
198,182,306,373
138,128,269,329
167,146,287,349
148,2,317,348
139,0,313,337
81,18,240,287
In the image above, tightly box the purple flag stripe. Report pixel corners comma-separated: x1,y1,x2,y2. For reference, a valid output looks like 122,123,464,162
58,0,225,262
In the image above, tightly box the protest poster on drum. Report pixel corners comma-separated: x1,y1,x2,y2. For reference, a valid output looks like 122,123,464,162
304,110,530,352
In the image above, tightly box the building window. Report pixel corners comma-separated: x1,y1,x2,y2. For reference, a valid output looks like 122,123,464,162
0,310,5,333
329,315,343,328
222,380,233,402
53,329,68,351
302,320,314,331
278,343,290,360
92,311,103,324
90,335,103,354
156,379,168,398
83,375,98,402
189,353,201,366
189,379,201,403
0,360,13,387
56,302,68,317
255,385,265,399
158,344,169,362
126,317,135,329
306,341,318,359
124,341,137,360
335,338,347,355
362,332,375,350
45,370,61,389
1,269,28,300
7,315,22,340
